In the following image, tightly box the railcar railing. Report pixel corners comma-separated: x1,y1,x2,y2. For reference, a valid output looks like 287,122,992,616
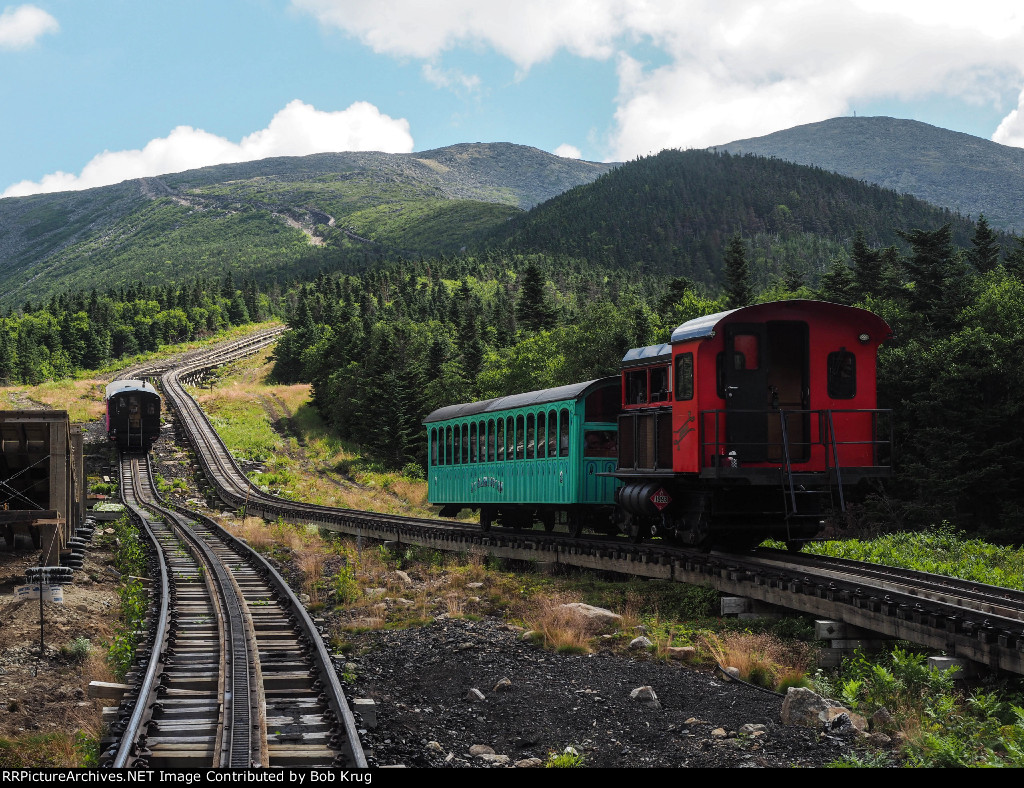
700,408,893,480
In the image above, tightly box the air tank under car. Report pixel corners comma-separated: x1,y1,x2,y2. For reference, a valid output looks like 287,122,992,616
105,380,161,452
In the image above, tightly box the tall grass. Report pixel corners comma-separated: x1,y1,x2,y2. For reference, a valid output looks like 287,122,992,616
192,350,433,516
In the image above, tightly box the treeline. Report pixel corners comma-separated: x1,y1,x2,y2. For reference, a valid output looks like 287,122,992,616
489,149,986,289
0,273,278,384
273,217,1024,542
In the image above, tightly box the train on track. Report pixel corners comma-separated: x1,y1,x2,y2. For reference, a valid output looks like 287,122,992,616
105,379,161,452
425,299,893,549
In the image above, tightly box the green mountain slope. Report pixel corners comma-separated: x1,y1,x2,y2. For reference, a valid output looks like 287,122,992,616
487,148,983,287
0,144,612,308
714,117,1024,233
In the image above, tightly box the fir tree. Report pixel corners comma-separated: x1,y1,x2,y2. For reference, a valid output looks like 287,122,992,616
850,229,882,298
723,234,753,308
968,214,1000,273
514,262,557,331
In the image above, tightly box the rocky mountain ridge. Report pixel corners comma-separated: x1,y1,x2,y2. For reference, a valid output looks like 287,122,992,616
714,116,1024,232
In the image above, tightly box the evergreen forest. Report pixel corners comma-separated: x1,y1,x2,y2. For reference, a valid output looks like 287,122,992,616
3,149,1024,544
268,217,1024,544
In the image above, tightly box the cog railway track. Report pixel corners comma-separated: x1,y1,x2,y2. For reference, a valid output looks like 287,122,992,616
103,449,365,768
107,328,1024,768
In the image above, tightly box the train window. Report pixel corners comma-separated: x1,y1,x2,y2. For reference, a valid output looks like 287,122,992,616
650,366,669,402
446,426,453,465
828,349,857,399
470,423,478,463
507,416,515,460
584,430,617,457
462,424,470,463
675,353,694,400
559,408,570,457
526,414,535,459
537,412,546,458
516,415,525,459
497,420,505,460
488,420,496,462
734,333,760,370
548,409,558,456
478,421,487,463
431,429,438,466
626,370,648,404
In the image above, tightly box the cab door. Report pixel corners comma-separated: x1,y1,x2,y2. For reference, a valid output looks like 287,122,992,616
723,324,769,462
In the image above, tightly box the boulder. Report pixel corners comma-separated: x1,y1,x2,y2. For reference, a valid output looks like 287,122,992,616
629,685,661,709
559,602,622,631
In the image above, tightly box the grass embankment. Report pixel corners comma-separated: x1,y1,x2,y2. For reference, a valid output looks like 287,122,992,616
0,320,283,420
189,349,432,517
790,524,1024,591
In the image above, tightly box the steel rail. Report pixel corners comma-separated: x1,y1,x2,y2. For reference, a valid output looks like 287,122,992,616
104,454,172,768
161,329,1024,677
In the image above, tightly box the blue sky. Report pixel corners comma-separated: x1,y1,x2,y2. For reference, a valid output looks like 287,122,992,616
2,1,1023,197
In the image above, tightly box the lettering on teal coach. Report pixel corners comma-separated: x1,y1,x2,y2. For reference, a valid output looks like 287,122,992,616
471,476,504,494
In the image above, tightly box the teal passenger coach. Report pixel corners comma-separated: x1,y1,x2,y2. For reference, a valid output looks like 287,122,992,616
424,378,620,535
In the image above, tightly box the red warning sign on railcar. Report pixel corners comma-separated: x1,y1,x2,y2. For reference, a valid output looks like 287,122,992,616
650,488,672,510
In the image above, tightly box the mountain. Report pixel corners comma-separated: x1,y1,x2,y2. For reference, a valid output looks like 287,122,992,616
488,147,982,287
713,117,1024,233
0,143,613,308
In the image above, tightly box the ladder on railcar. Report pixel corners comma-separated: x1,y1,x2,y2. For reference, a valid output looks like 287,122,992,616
779,409,843,542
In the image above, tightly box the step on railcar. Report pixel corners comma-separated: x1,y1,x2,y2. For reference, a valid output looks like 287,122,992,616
105,380,161,453
424,379,622,535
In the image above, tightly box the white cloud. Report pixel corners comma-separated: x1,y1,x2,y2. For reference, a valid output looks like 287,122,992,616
993,88,1024,148
422,63,481,94
0,4,58,49
3,100,414,197
553,144,581,159
292,0,1024,156
292,0,621,68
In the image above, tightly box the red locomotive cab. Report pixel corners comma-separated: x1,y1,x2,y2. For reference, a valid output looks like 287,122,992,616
669,300,892,479
614,300,892,548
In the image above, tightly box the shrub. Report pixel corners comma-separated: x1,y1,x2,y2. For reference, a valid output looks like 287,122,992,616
545,747,585,768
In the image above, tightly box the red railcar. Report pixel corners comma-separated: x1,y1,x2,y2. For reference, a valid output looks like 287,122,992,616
613,300,892,548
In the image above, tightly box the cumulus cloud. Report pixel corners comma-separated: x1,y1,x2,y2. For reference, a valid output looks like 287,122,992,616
3,100,414,197
993,88,1024,148
553,144,581,159
292,0,1024,156
292,0,620,68
0,4,58,49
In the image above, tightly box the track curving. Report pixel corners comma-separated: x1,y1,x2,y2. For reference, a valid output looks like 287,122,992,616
159,329,1024,679
102,451,365,768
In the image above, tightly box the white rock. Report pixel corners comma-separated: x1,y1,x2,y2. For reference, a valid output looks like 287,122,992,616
629,686,661,709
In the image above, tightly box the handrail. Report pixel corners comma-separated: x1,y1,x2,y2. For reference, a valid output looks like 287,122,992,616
698,408,892,470
826,410,846,512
